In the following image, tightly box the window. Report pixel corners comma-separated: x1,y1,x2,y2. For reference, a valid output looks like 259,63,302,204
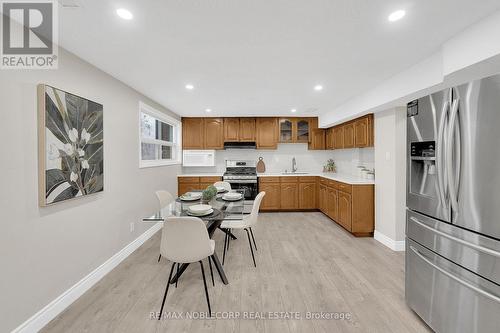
139,102,181,168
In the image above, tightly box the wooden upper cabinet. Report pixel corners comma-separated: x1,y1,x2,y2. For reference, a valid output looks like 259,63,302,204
280,182,298,209
204,118,224,149
259,183,280,210
299,182,316,209
343,123,355,148
367,114,374,147
223,118,239,142
333,126,344,149
354,116,369,147
256,118,278,149
338,191,352,231
279,118,294,142
182,118,204,149
326,128,335,150
239,118,256,141
296,119,310,143
309,129,325,150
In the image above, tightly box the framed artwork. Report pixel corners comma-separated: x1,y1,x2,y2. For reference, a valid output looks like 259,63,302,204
37,84,103,206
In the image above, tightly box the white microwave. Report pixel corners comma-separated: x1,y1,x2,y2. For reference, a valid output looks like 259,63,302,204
182,150,216,167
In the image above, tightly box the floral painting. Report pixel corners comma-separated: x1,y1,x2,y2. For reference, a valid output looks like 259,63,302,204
38,85,103,206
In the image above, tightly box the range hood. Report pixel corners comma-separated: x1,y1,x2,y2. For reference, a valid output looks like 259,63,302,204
224,142,256,149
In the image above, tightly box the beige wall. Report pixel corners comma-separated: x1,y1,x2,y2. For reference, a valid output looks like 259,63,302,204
374,107,407,246
0,48,181,332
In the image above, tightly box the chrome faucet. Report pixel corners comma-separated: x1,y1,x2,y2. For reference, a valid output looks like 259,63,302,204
292,157,297,173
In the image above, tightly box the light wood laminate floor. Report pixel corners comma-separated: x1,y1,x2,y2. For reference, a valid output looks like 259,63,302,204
42,212,431,333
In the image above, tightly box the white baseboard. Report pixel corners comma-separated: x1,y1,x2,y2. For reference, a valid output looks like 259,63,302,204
374,230,405,251
11,222,162,333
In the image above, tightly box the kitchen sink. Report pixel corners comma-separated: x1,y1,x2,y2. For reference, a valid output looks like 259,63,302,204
281,172,309,175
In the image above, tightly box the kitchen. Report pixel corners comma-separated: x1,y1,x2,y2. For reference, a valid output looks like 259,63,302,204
178,116,375,236
2,1,500,333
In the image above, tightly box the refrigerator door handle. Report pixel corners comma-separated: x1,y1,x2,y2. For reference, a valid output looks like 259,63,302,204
436,100,449,214
446,97,460,213
409,245,500,304
409,216,500,258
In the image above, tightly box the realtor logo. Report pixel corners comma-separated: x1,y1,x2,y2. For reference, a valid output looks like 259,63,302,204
1,0,58,69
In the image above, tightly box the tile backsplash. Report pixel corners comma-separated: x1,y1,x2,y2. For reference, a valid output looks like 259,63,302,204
182,143,374,175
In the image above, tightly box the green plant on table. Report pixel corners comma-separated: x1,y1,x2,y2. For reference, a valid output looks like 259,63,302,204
202,185,217,201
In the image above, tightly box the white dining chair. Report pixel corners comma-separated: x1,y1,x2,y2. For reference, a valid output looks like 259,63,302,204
155,190,175,263
158,216,215,319
155,190,174,209
220,191,265,267
213,181,232,192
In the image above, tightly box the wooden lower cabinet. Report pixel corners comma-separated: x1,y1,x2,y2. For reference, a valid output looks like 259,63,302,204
259,183,281,210
177,176,221,196
319,184,327,213
326,188,338,221
280,182,299,209
299,182,316,209
337,191,352,231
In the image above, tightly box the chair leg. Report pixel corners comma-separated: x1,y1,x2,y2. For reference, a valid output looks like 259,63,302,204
158,262,176,320
227,228,231,250
249,227,257,251
175,263,179,288
244,228,256,267
208,256,215,286
223,230,228,265
199,260,212,316
157,254,162,262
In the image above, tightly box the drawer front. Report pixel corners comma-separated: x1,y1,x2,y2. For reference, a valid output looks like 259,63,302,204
280,176,298,183
298,176,317,182
335,182,352,193
259,176,280,183
199,176,221,183
178,177,200,183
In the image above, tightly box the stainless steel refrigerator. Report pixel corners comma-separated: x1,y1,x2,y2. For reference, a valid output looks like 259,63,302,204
406,74,500,333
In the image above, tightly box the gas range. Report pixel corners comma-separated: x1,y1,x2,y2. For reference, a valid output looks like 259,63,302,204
223,160,258,200
223,160,257,183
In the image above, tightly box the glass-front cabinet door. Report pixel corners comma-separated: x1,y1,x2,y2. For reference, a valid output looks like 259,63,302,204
279,118,294,142
296,119,310,142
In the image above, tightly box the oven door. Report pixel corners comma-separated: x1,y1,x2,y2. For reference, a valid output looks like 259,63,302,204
224,180,257,200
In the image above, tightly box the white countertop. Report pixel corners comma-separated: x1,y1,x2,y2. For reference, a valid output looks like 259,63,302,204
178,172,374,185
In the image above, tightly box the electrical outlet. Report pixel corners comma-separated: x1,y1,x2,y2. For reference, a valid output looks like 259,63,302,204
130,222,135,232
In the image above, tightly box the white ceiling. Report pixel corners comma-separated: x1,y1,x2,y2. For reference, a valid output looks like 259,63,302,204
59,0,500,117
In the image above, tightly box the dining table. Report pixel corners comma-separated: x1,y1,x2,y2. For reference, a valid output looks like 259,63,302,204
142,189,247,285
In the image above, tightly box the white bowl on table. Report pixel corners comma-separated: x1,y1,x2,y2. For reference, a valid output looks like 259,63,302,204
188,204,212,215
216,186,226,193
222,192,243,201
180,192,202,201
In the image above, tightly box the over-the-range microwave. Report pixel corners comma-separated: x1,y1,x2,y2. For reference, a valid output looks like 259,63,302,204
182,150,215,167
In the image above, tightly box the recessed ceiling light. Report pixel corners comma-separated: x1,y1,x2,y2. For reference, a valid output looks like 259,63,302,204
205,108,212,113
290,109,297,113
185,84,194,90
314,85,323,91
116,8,133,20
388,10,405,22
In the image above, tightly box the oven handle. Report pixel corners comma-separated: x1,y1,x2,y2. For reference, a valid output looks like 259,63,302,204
224,180,257,184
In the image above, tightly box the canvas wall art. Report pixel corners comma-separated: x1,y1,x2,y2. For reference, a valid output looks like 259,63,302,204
38,84,103,206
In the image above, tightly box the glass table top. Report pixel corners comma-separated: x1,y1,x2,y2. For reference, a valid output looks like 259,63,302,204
142,190,246,222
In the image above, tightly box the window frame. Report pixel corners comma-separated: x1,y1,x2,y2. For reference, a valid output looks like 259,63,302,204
139,102,182,168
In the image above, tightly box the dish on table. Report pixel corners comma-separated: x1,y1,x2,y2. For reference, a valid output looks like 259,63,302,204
179,192,202,201
187,208,214,217
188,204,212,214
222,192,243,201
216,186,227,193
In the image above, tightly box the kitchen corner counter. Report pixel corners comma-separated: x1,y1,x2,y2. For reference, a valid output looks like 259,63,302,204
257,173,374,185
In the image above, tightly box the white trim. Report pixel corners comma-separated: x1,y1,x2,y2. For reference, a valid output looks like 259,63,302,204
138,101,182,168
11,222,162,333
374,230,406,251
